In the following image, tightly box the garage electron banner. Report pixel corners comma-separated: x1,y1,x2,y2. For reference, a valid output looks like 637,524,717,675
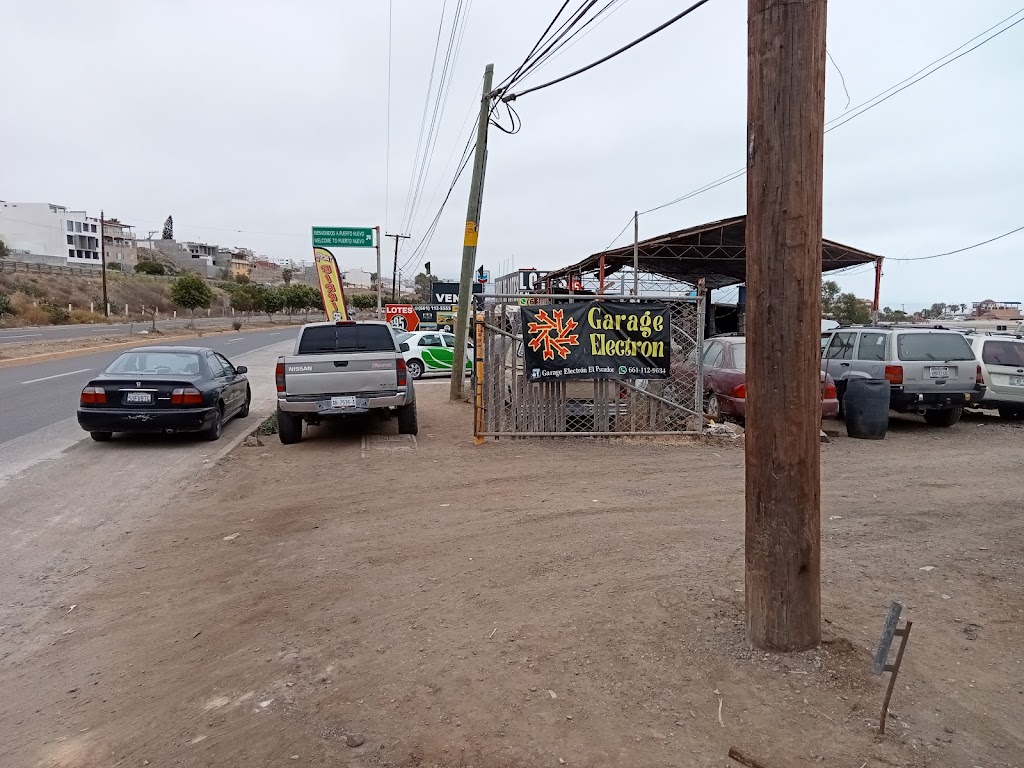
313,248,348,321
521,301,671,381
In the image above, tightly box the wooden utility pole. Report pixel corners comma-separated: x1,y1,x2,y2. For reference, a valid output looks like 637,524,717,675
99,210,109,318
386,232,411,301
450,63,494,402
745,0,827,651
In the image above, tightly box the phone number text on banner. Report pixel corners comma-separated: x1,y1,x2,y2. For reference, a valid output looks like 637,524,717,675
521,301,671,381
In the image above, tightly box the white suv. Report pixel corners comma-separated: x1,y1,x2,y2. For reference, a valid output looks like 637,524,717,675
965,333,1024,420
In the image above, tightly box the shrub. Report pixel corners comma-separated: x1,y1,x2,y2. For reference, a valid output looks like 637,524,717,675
0,293,12,316
70,309,108,324
350,293,377,310
232,319,243,331
41,302,71,324
169,272,214,320
106,262,123,271
135,260,166,276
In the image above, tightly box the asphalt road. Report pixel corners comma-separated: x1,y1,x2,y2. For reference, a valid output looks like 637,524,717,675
0,315,254,345
0,327,298,446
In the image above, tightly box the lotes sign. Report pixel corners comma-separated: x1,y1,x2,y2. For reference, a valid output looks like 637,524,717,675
521,301,670,381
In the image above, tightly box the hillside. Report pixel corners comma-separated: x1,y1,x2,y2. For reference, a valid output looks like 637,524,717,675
0,270,231,326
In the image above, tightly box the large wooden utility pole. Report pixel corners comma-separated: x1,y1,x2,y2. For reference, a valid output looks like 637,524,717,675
450,63,494,402
745,0,827,651
386,233,411,301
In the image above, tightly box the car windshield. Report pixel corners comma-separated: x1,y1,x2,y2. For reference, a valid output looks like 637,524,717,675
896,333,975,362
982,339,1024,367
731,343,746,370
396,332,414,344
107,351,202,375
298,324,396,354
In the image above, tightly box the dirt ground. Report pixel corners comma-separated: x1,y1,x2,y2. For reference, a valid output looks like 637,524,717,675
3,381,1023,768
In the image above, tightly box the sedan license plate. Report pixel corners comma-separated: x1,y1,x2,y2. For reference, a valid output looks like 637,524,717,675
126,391,152,404
1010,376,1024,387
929,366,951,379
331,396,357,409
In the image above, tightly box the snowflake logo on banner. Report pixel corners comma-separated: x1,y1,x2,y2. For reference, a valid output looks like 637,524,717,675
527,309,580,360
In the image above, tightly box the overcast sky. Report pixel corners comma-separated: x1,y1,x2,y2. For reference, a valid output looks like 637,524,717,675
1,0,1021,310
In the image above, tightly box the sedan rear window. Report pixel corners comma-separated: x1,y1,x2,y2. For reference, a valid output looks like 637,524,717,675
731,343,746,370
982,339,1024,367
896,333,975,362
298,325,397,354
107,352,202,375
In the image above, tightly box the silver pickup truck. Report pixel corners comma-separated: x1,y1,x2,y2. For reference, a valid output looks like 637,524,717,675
275,320,417,444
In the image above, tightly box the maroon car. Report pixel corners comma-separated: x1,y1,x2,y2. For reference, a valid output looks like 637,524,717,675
700,336,839,423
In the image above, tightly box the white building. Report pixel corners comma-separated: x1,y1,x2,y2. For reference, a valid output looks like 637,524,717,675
342,268,375,290
0,201,101,265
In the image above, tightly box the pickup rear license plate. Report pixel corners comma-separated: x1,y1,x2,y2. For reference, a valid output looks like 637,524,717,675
1009,376,1024,387
332,396,357,408
126,392,152,404
929,366,951,379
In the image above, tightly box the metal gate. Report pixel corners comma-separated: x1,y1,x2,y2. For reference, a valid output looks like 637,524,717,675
474,294,704,438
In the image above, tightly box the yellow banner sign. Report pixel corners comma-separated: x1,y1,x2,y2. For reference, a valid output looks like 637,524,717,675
313,247,348,321
463,221,478,247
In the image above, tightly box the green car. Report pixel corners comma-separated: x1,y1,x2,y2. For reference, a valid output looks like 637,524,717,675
397,331,474,379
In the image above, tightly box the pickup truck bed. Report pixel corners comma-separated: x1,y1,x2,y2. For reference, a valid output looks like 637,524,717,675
275,321,416,443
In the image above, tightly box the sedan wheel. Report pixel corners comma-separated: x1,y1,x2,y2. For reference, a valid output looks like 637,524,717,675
407,359,425,380
202,406,224,441
705,392,722,422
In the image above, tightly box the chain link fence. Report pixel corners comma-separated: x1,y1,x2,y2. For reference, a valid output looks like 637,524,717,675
474,295,704,437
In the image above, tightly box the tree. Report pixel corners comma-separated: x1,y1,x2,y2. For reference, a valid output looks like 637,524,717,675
280,284,308,318
162,215,174,240
255,285,284,322
297,284,323,321
0,293,12,317
413,272,432,301
830,292,872,325
821,279,841,315
106,262,123,272
350,293,377,310
282,267,295,286
233,273,251,284
135,260,165,276
227,282,261,321
169,272,214,326
0,238,9,259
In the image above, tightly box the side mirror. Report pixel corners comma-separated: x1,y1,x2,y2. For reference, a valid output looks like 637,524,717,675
400,342,410,352
235,365,248,374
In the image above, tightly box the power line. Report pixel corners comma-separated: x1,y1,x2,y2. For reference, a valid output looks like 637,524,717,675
887,224,1024,262
505,0,713,101
637,7,1024,217
495,0,575,93
509,1,602,88
384,0,394,232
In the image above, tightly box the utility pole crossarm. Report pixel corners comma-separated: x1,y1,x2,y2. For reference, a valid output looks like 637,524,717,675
385,233,411,302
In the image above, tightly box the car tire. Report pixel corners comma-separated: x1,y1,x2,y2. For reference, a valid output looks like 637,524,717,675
90,431,113,442
277,407,303,445
998,406,1024,421
202,405,224,441
836,381,847,421
407,359,425,380
397,402,419,435
238,387,251,418
705,391,722,422
923,406,963,428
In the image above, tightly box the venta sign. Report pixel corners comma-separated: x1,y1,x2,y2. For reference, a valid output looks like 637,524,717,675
521,301,671,381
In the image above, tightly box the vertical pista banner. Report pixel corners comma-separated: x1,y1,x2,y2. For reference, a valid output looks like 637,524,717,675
312,248,347,321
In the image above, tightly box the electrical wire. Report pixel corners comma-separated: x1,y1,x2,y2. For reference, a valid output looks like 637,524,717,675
637,7,1024,217
504,0,713,101
384,0,394,232
494,0,575,93
509,1,601,87
514,0,631,85
886,225,1024,262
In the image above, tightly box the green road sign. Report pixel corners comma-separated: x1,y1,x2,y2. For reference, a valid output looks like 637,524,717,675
312,226,375,248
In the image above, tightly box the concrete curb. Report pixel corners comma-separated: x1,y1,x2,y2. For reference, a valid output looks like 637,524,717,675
0,324,293,370
214,409,275,463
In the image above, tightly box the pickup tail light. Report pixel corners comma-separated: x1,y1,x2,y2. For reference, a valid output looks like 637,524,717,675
976,364,984,385
731,383,747,399
396,357,408,387
80,386,106,405
824,381,837,400
275,361,286,393
885,365,904,385
170,387,204,406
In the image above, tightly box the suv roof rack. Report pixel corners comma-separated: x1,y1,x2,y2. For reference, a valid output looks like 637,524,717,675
829,323,952,331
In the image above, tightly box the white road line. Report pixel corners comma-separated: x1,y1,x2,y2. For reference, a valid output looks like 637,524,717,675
1,333,43,339
223,337,245,344
21,368,91,385
269,332,281,336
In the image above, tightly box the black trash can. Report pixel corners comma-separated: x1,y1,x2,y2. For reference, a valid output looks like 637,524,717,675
844,378,891,439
